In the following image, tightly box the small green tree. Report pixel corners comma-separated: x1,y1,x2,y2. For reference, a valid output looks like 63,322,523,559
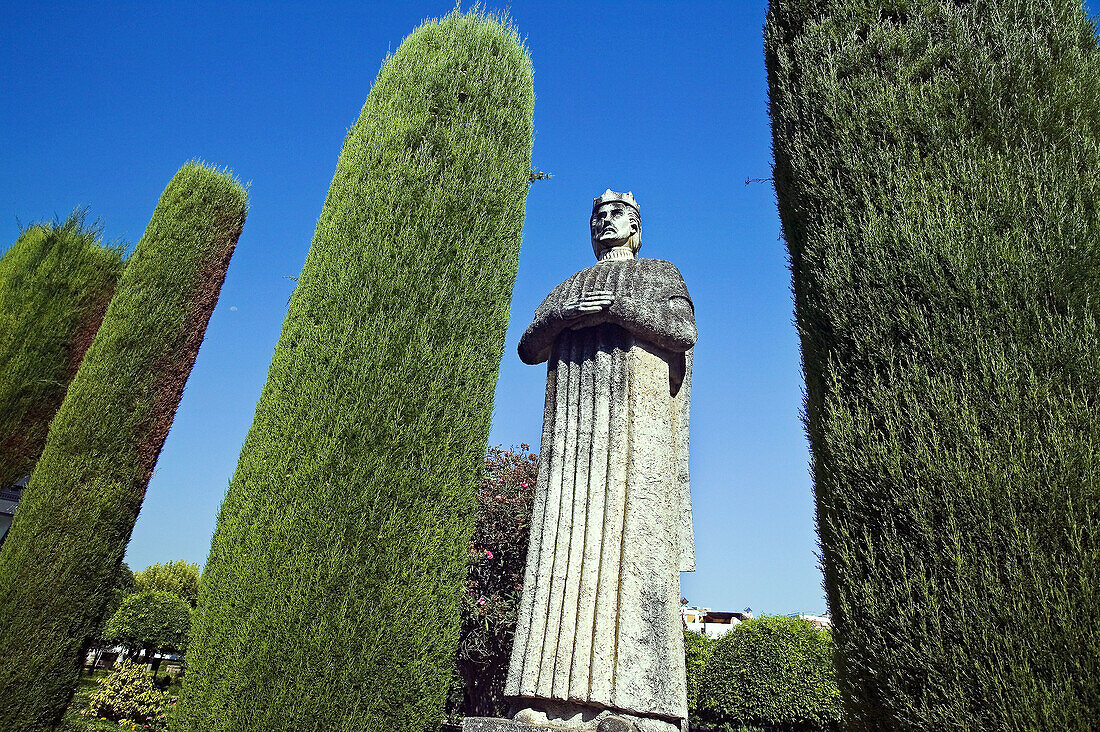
766,0,1100,727
176,11,534,732
696,617,841,732
0,163,247,731
105,590,191,677
135,561,200,608
0,215,125,488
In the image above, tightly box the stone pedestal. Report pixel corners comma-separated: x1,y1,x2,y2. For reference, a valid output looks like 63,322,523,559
462,718,543,732
463,718,664,732
462,710,682,732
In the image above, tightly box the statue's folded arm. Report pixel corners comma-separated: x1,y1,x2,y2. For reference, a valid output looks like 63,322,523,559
516,293,566,365
609,291,696,354
518,259,696,365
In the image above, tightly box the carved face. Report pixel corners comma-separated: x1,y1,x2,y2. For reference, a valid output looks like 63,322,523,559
590,202,637,249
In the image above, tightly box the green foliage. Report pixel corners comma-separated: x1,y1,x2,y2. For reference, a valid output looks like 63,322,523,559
696,617,841,732
684,629,716,719
449,445,537,719
765,0,1100,728
134,561,200,608
114,563,138,607
91,563,138,647
0,163,247,732
0,214,125,487
105,591,192,656
176,11,534,732
81,660,174,730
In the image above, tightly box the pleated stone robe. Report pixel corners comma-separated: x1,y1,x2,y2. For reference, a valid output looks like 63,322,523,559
506,257,696,724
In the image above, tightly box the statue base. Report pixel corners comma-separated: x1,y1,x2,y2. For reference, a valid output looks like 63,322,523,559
462,712,683,732
461,718,543,732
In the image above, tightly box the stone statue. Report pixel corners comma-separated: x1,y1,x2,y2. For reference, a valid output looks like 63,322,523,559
503,190,696,732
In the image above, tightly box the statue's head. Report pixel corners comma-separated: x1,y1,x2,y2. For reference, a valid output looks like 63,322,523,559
590,189,641,260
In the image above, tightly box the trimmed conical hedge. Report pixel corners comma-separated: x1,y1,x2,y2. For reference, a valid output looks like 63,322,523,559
0,163,247,731
766,0,1100,728
174,11,533,732
0,216,125,488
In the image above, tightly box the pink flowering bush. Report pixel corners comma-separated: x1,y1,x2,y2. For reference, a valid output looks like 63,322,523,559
449,444,537,718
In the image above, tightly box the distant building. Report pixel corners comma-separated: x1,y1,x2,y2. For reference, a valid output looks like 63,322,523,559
682,604,832,638
0,476,28,547
681,605,753,639
794,612,831,630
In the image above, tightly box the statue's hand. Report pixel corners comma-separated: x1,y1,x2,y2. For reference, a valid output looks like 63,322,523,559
563,290,614,320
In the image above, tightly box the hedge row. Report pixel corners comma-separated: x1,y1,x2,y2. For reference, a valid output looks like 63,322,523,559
765,0,1100,727
176,10,534,732
0,163,247,731
0,216,125,488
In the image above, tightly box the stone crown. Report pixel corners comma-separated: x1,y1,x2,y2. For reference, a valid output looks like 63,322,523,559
592,189,639,214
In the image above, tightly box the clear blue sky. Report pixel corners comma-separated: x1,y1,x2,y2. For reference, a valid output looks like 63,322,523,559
2,1,824,614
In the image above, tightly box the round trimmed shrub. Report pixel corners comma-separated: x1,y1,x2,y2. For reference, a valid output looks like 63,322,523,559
104,590,192,658
696,617,841,732
684,629,715,719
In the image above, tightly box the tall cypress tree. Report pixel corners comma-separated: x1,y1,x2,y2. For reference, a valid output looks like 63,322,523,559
766,0,1100,728
0,163,247,731
175,11,533,732
0,216,125,488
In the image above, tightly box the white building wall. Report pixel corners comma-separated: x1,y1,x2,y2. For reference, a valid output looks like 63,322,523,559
681,605,742,639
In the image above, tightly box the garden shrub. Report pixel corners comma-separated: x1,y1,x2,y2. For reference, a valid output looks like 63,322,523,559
695,617,841,732
765,0,1100,727
0,214,124,488
449,445,537,719
175,10,534,732
0,163,247,731
684,629,715,721
81,660,173,731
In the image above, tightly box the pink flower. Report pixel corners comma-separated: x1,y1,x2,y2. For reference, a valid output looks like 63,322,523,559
477,596,487,605
521,482,529,488
485,550,493,559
